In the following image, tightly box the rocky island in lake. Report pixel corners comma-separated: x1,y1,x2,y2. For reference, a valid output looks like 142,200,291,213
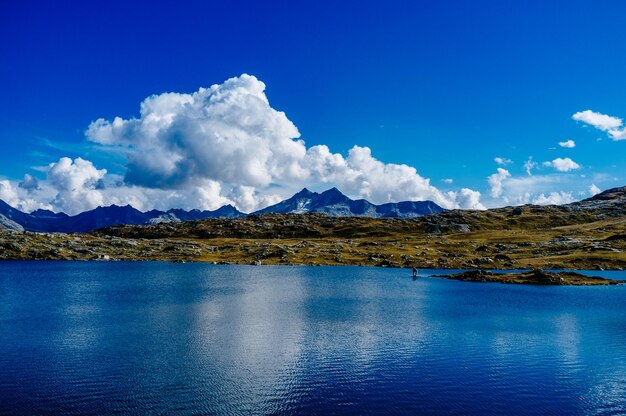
435,269,625,286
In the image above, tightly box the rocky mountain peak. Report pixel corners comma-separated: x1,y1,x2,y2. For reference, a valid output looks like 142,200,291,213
291,188,313,199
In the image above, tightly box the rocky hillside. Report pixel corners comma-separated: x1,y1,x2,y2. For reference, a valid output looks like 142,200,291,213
97,186,626,240
1,187,624,270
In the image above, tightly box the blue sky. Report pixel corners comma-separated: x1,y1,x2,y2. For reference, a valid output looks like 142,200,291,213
1,0,625,213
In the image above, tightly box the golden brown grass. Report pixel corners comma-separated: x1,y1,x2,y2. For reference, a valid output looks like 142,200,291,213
2,209,625,270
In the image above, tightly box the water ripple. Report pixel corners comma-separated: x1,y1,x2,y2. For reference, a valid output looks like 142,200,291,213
1,262,625,415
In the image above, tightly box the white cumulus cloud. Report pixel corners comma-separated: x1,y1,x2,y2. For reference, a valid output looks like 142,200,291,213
450,188,486,210
0,180,20,208
494,157,512,166
572,110,622,131
46,157,107,214
301,144,467,209
483,168,605,208
18,174,40,192
542,157,580,172
488,168,511,198
86,74,306,189
588,183,601,196
0,178,52,213
558,139,576,148
608,129,626,141
572,110,626,141
532,191,574,205
82,74,480,211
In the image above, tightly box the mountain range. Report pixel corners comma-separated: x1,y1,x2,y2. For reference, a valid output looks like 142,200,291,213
0,200,245,233
255,187,444,218
0,187,446,233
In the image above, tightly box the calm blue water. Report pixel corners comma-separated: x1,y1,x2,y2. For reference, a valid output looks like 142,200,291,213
1,262,625,415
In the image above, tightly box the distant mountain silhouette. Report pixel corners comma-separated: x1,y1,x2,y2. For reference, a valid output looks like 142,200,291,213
0,202,245,233
253,187,446,218
148,205,245,224
0,187,445,233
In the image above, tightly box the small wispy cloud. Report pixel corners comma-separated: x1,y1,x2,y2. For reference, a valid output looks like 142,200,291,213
523,157,537,176
558,139,576,148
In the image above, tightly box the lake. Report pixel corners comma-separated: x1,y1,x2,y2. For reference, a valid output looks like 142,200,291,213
1,261,625,415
